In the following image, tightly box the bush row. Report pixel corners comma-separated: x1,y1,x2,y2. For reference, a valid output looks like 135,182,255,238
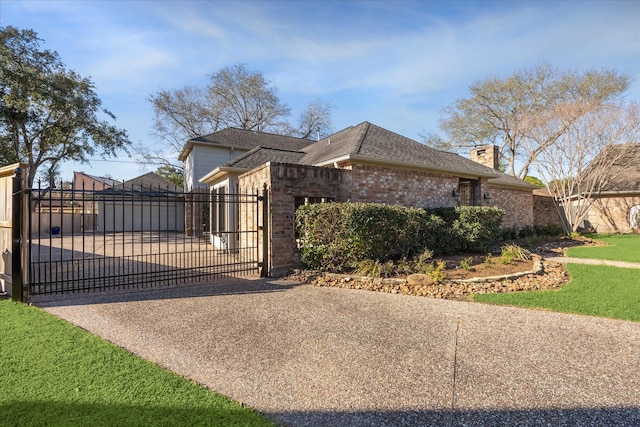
295,203,506,271
499,223,565,241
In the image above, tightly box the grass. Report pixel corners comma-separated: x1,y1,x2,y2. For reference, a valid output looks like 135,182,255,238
0,300,275,427
474,264,640,322
567,233,640,263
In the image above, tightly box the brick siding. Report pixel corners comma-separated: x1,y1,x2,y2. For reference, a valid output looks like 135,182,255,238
239,162,535,275
585,195,640,233
533,194,564,227
349,164,460,208
486,186,534,229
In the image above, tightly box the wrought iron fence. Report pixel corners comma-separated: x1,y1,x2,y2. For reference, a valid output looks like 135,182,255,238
24,179,263,295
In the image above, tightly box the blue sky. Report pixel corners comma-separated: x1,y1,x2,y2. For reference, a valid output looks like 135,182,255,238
1,0,639,182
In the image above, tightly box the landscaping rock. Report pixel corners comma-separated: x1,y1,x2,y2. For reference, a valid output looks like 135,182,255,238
308,259,569,301
406,274,434,287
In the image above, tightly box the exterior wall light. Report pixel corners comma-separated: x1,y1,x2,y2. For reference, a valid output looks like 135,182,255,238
483,192,492,202
452,189,461,202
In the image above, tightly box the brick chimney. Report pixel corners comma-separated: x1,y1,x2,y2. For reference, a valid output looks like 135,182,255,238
470,145,499,170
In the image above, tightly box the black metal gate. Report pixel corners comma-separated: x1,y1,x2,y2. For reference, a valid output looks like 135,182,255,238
14,172,266,297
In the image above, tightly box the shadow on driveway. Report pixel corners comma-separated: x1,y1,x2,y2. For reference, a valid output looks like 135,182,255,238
32,276,298,307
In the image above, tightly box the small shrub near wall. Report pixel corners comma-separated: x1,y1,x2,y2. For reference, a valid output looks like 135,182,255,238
500,223,565,241
296,203,437,271
296,203,505,271
454,206,505,251
426,206,505,252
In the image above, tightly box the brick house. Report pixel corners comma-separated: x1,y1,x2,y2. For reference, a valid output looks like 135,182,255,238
197,122,535,275
570,143,640,233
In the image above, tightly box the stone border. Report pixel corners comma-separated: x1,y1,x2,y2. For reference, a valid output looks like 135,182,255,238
448,256,544,284
320,255,543,287
309,255,567,300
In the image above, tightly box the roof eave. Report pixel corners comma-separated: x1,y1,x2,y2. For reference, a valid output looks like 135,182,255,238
314,154,498,179
593,190,640,197
199,166,249,185
178,141,194,161
487,180,537,190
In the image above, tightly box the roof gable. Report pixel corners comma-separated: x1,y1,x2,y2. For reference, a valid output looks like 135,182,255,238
75,172,120,187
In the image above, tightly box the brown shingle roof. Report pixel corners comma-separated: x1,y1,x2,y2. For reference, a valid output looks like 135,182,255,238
586,143,640,193
179,128,311,161
488,171,538,189
115,172,182,193
207,122,534,189
227,147,305,169
300,122,499,178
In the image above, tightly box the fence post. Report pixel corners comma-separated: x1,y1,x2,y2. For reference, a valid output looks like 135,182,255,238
260,183,269,277
12,167,23,302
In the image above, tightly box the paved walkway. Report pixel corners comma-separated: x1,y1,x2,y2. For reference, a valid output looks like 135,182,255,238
34,277,640,427
545,256,640,269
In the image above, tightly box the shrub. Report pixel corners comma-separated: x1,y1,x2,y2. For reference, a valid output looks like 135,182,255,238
427,260,447,283
412,249,434,274
534,223,564,237
452,206,505,252
395,257,414,276
459,257,474,271
297,203,505,271
500,226,519,241
483,253,493,267
355,259,395,278
296,203,442,271
518,225,536,238
426,206,505,252
501,244,531,265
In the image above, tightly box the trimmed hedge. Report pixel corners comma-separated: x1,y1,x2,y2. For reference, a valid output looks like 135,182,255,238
296,203,505,271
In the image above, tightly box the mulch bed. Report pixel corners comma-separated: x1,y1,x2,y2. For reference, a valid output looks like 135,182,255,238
284,237,599,301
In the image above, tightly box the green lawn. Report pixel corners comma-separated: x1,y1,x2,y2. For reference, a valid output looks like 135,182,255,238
0,300,275,427
567,234,640,262
474,264,640,322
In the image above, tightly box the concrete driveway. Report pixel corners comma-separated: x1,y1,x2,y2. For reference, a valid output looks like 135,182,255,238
35,278,640,426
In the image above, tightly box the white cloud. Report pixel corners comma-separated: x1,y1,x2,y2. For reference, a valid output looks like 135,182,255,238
3,0,638,181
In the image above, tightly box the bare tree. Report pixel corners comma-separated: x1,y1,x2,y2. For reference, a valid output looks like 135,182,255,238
418,131,453,151
294,98,334,140
208,64,290,131
143,85,218,171
276,98,334,140
144,64,333,167
439,64,632,178
534,101,640,233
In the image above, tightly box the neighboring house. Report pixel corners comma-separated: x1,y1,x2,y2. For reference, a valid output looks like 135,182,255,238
73,171,120,191
573,143,640,233
197,122,536,273
28,172,184,235
179,128,312,192
96,172,184,232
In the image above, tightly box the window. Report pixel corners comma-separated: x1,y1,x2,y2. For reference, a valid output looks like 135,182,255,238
211,186,227,233
630,205,640,230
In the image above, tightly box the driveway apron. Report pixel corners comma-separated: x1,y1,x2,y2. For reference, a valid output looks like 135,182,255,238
35,278,640,426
